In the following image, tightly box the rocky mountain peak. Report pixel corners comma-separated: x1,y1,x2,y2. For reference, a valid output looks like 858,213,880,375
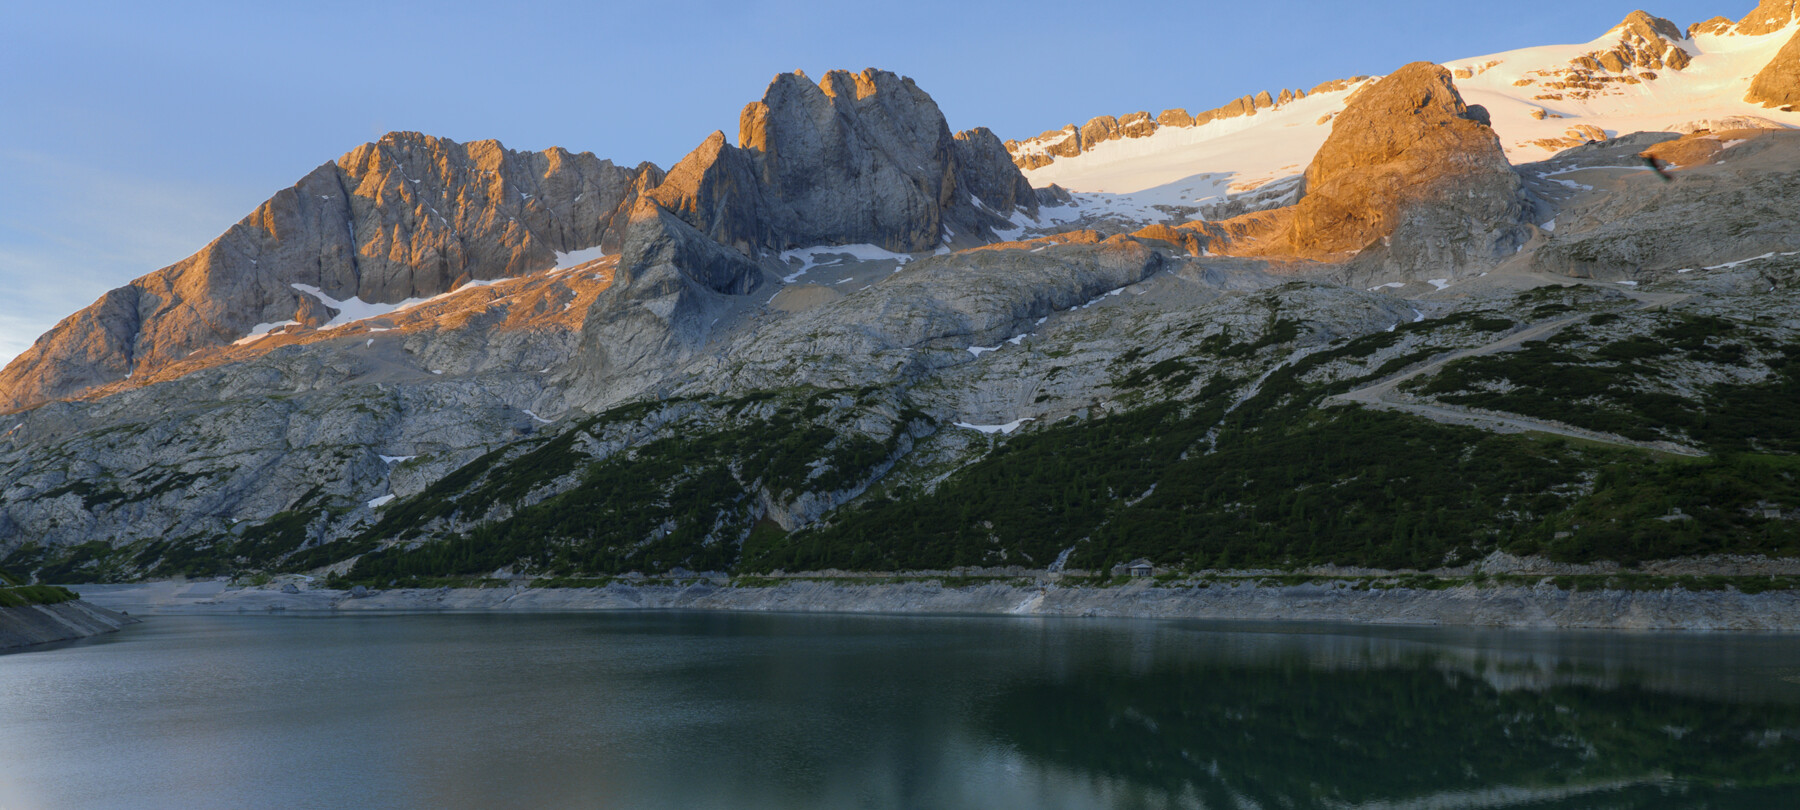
1736,0,1800,35
653,68,1033,255
1612,10,1686,44
1580,10,1692,73
0,134,657,413
1690,16,1735,37
1187,62,1528,278
1300,62,1485,195
646,130,775,258
1291,62,1526,263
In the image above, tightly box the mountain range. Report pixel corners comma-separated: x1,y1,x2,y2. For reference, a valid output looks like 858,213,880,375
3,2,1799,584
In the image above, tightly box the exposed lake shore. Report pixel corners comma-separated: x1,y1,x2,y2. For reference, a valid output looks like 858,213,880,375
0,600,138,650
73,564,1800,633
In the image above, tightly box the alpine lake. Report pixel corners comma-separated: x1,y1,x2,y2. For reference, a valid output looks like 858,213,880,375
3,611,1799,809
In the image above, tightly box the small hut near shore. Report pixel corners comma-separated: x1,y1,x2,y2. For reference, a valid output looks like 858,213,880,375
1111,559,1155,578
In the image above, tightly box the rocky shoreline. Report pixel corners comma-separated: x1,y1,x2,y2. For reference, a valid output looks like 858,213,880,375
0,600,138,651
72,576,1800,632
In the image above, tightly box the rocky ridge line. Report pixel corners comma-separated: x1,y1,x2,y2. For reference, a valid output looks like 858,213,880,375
0,134,661,413
1004,77,1370,171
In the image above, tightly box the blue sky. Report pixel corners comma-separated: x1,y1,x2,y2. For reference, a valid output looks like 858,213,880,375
0,0,1745,367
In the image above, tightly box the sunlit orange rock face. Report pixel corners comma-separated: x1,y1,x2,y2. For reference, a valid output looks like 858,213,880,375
1747,28,1800,109
1735,0,1800,35
74,256,621,403
0,133,659,413
1181,62,1528,275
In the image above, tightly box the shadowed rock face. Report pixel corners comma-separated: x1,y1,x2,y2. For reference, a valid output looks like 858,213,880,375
1189,62,1529,279
565,198,768,408
1532,129,1800,278
952,127,1039,219
651,69,1034,255
0,133,660,413
1748,29,1800,108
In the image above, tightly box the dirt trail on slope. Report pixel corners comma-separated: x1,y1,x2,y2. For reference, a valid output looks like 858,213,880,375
1330,278,1704,456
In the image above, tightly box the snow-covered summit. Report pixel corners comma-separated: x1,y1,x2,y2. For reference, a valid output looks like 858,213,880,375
1010,8,1800,224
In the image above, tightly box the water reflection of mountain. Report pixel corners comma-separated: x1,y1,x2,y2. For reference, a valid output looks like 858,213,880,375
982,623,1800,808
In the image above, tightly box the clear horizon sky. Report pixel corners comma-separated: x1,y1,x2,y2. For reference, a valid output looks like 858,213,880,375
0,0,1753,368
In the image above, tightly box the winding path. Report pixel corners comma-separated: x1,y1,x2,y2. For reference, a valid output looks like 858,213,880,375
1329,284,1705,456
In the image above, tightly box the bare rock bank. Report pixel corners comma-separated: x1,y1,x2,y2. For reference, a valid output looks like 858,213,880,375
0,601,138,651
75,579,1800,632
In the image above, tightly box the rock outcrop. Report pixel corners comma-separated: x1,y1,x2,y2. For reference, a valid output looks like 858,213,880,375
568,199,767,405
0,133,660,412
1188,62,1529,278
952,127,1039,218
1748,28,1800,108
1690,16,1734,37
1531,129,1800,278
1004,81,1341,171
650,69,1033,256
1508,12,1691,107
1735,0,1800,35
1586,11,1691,73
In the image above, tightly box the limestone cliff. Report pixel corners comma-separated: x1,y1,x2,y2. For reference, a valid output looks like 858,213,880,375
1186,62,1529,279
0,133,660,413
650,69,1034,256
1735,0,1800,35
1748,28,1800,108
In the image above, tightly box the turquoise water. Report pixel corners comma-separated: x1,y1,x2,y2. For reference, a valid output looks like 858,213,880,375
2,612,1799,809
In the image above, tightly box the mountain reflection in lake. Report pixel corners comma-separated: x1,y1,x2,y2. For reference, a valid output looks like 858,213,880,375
1,613,1797,809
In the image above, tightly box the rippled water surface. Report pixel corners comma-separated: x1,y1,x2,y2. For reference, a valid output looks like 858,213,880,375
3,612,1800,809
